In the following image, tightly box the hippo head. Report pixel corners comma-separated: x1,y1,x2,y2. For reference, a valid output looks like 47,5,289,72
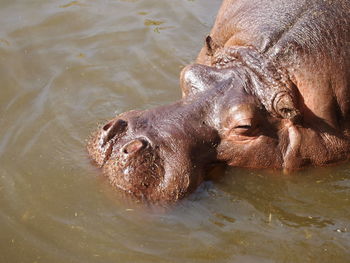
87,102,220,202
88,53,299,203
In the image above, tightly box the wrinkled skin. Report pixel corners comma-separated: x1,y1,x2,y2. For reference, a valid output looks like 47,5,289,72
88,0,350,203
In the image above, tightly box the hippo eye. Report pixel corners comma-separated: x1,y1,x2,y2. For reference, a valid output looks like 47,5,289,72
233,123,255,136
231,120,258,136
235,125,252,129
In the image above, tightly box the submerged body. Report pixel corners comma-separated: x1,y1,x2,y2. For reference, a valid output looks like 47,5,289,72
88,0,350,202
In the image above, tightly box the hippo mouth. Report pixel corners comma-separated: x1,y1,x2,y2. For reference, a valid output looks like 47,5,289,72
102,137,166,201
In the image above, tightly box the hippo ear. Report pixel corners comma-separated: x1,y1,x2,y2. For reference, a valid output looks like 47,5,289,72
273,92,299,120
180,64,232,98
205,35,220,57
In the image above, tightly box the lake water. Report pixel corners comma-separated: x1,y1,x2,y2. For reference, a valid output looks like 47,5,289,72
0,0,349,262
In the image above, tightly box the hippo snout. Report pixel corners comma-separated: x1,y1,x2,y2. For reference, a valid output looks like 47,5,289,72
87,113,169,201
87,104,219,202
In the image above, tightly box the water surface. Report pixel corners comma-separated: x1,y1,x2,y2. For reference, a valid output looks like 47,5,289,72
0,0,349,262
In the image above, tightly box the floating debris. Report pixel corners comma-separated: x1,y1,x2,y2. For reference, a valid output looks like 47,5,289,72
0,39,10,46
77,53,86,58
60,1,85,8
154,26,175,33
268,213,272,223
144,19,164,26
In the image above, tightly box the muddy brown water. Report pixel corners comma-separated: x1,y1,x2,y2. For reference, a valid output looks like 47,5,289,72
0,0,349,262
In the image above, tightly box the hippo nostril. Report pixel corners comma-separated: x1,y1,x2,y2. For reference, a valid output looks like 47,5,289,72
102,119,128,145
121,138,149,155
103,122,113,131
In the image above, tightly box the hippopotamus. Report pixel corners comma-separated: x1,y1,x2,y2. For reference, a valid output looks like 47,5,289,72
88,0,350,202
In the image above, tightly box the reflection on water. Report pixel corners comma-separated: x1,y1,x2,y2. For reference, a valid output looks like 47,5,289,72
0,0,349,262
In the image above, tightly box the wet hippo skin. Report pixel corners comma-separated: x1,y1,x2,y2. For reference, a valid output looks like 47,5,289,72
88,0,350,202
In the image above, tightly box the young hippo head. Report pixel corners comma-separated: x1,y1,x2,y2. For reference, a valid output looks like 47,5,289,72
88,54,299,203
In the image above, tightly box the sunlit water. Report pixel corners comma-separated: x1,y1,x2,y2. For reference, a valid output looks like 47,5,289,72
0,0,349,262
